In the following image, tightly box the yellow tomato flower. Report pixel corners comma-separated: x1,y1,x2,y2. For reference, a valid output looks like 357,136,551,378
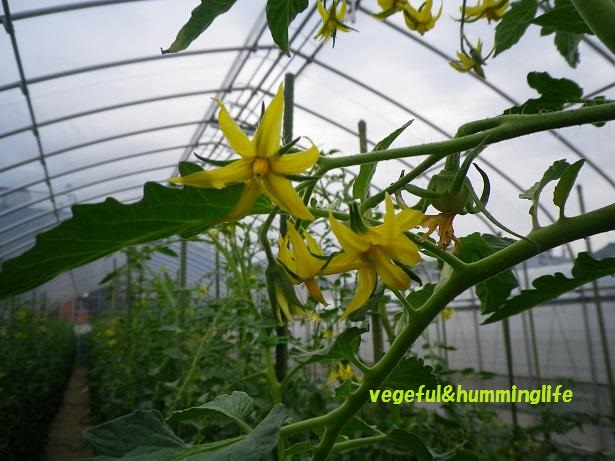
441,307,454,320
462,0,509,23
374,0,409,19
323,194,423,319
169,84,318,221
328,362,356,382
315,0,353,44
403,0,442,35
449,40,486,78
278,225,328,305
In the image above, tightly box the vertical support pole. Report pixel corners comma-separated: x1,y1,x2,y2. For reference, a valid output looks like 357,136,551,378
357,118,385,361
111,259,118,311
470,288,484,372
522,263,542,387
502,318,519,429
215,247,220,300
179,239,188,325
440,311,449,366
274,73,295,383
577,185,615,419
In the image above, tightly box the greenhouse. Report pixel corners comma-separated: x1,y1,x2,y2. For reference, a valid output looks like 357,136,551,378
1,0,614,460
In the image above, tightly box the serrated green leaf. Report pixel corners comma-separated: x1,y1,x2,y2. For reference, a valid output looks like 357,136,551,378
292,326,367,364
163,0,238,54
384,356,438,392
166,391,254,432
531,0,593,35
85,405,287,461
484,252,615,324
266,0,309,55
520,159,569,201
519,159,569,220
458,233,518,313
505,72,583,114
385,429,432,461
84,410,188,460
554,30,582,67
0,167,270,299
494,0,538,56
553,159,584,217
353,120,413,200
406,284,435,309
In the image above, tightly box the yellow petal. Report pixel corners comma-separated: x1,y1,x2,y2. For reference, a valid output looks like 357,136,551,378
262,173,314,220
287,226,321,278
320,251,364,276
317,0,329,21
338,0,348,20
329,214,370,254
341,266,377,319
277,236,297,274
169,159,252,189
269,145,320,176
380,193,397,245
305,277,328,305
226,180,262,221
387,237,421,267
304,232,325,256
253,84,284,158
213,99,256,159
371,247,410,291
395,208,424,230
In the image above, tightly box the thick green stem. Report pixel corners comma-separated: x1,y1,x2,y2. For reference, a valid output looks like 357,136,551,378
571,0,615,56
315,103,615,212
308,203,615,459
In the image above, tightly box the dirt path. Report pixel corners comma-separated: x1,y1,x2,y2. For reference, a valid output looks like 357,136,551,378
45,365,93,461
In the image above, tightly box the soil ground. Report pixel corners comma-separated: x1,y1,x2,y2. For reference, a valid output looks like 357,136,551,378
45,365,93,461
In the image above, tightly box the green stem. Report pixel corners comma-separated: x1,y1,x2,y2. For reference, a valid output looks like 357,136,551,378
570,0,615,56
330,433,388,454
307,202,615,460
315,103,615,211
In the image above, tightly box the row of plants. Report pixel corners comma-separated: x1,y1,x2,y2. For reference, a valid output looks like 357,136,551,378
85,239,606,460
0,307,76,460
0,0,614,459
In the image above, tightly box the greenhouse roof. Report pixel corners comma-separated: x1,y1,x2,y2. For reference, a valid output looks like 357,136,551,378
1,0,614,307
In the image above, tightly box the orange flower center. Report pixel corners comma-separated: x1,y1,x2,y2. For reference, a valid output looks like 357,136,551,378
252,158,270,178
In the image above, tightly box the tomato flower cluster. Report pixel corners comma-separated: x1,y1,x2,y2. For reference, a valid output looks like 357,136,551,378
169,86,426,323
312,1,510,78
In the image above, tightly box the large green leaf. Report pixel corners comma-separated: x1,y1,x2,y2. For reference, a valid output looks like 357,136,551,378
163,0,238,54
494,0,538,56
504,72,583,114
531,0,593,35
266,0,309,55
458,233,518,314
292,326,367,364
166,391,254,432
0,165,270,299
84,410,187,460
484,252,615,324
85,406,287,460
